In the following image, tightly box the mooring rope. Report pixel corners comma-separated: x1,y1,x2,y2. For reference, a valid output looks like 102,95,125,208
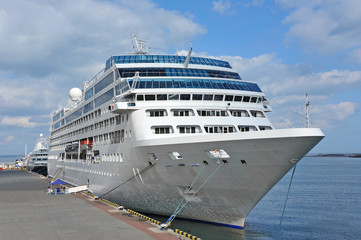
161,162,224,229
102,162,157,197
275,165,297,240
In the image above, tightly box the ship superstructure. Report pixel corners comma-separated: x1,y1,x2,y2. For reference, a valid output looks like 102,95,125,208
48,37,324,228
28,134,48,174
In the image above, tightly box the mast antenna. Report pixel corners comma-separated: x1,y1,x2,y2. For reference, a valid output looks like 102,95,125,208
132,34,149,54
305,93,310,128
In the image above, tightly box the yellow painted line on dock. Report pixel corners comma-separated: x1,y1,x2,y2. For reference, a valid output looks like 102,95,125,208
174,229,201,240
80,192,201,239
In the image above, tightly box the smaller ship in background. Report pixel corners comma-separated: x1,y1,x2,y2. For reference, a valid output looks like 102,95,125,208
27,134,48,176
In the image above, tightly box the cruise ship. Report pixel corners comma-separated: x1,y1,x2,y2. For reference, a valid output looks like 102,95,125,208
27,134,48,175
48,36,324,228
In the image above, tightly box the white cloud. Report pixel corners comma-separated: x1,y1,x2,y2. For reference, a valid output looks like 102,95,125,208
6,135,15,142
312,102,360,128
1,116,41,128
192,52,361,128
0,0,207,140
0,0,206,78
220,54,361,97
278,0,361,55
212,0,232,15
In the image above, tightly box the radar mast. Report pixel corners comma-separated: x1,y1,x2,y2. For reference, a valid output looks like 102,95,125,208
132,34,149,54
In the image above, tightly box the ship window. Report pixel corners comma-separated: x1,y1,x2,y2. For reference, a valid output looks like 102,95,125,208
230,110,250,117
146,109,167,117
169,94,179,100
116,115,121,124
250,97,258,103
203,94,213,101
243,96,250,102
145,95,156,101
137,95,144,101
259,126,272,131
192,94,202,100
177,126,200,134
238,125,257,132
225,95,233,101
152,126,173,134
114,130,120,143
204,126,235,133
197,110,228,117
171,109,194,116
214,95,223,101
157,94,167,100
180,94,191,100
250,111,265,118
121,130,124,142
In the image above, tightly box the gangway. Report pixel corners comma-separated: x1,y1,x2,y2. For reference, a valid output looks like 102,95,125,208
66,185,88,194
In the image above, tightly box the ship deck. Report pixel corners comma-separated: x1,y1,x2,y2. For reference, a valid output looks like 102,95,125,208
0,170,184,240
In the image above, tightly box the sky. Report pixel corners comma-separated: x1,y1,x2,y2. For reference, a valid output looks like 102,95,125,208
0,0,360,155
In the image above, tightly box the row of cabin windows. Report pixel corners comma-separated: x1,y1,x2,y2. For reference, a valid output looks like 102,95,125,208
94,130,126,145
136,93,264,103
52,107,106,137
51,113,128,143
146,109,265,118
152,125,272,134
52,91,264,132
101,153,123,163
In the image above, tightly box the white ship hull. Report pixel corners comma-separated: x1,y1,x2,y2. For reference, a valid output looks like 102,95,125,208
48,128,323,228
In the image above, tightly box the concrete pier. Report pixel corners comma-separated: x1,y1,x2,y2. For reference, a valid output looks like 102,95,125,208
0,170,181,240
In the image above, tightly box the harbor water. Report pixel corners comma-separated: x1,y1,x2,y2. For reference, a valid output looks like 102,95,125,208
150,156,361,240
0,155,17,163
1,155,360,239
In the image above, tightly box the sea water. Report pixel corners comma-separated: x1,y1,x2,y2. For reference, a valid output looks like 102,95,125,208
0,155,17,163
153,157,361,240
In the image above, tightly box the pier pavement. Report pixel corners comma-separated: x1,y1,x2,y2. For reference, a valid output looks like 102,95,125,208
0,170,181,240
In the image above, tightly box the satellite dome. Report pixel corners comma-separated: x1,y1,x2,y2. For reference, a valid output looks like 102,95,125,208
69,88,82,101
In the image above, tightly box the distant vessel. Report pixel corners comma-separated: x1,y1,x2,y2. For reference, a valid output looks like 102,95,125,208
48,36,324,228
27,134,48,175
15,156,25,167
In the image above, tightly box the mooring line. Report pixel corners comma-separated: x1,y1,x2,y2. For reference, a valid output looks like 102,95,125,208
275,165,297,240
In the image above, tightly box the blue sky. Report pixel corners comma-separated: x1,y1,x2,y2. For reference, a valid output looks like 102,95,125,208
0,0,360,155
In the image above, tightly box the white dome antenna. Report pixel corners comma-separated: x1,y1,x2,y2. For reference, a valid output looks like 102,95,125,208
69,88,82,101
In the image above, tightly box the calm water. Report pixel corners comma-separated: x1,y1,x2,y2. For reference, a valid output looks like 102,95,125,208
151,157,361,240
0,155,17,163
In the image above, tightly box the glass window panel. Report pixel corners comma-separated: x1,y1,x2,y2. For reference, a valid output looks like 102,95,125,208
180,94,190,100
160,81,166,88
157,94,167,100
225,95,233,101
214,95,223,101
192,80,200,88
203,94,213,100
192,94,202,100
145,95,156,100
146,81,153,88
186,81,193,88
169,94,179,100
234,96,242,101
